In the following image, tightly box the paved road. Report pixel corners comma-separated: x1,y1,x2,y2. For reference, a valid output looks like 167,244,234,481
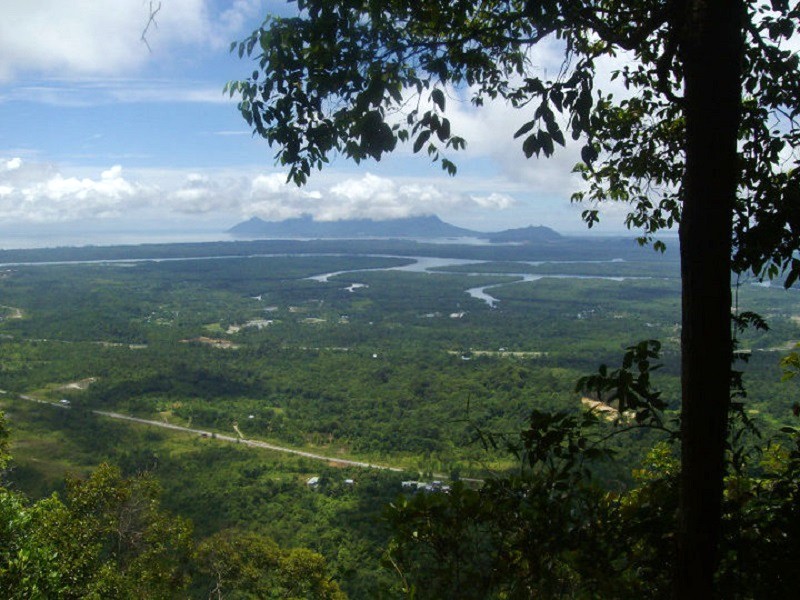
5,391,404,472
5,391,486,482
94,410,405,471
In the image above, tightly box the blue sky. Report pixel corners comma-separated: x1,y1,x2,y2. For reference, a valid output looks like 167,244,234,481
0,0,633,243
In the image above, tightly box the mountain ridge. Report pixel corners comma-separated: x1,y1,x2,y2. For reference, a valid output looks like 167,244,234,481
228,214,561,242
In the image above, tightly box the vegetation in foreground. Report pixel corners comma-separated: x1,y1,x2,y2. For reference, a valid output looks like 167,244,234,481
3,347,800,598
228,0,800,593
1,241,799,597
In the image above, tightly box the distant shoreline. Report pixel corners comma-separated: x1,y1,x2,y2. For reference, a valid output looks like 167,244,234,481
0,229,234,251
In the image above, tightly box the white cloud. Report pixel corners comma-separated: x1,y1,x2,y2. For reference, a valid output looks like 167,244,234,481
378,36,642,228
469,193,516,210
244,173,325,220
318,173,515,221
0,1,146,80
0,156,579,232
167,171,245,214
148,169,519,225
322,174,448,220
214,0,269,46
0,158,152,223
106,82,237,105
0,1,272,81
373,38,593,212
2,79,237,107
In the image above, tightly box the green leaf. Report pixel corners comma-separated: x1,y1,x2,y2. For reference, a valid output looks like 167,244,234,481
413,130,432,153
441,158,457,176
514,121,536,139
785,268,799,289
437,118,451,142
539,130,554,156
431,89,445,111
522,133,539,158
580,144,598,164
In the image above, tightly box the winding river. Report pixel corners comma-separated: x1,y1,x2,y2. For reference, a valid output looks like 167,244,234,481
307,255,644,308
1,252,647,308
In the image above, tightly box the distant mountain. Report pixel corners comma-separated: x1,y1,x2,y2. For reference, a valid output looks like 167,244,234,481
487,225,562,243
228,214,480,239
227,214,563,242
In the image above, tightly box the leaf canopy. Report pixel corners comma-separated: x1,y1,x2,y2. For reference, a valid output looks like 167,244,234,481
229,0,800,279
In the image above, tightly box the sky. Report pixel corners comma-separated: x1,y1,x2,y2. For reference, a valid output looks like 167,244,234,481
0,0,636,247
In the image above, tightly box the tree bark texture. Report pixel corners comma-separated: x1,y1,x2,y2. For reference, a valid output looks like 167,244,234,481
676,0,744,597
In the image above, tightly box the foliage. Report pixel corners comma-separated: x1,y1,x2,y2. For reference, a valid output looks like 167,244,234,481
386,404,800,599
0,446,349,599
2,240,799,595
0,252,791,452
384,345,671,598
0,463,193,599
0,248,711,468
196,529,346,599
575,340,672,428
228,0,800,272
229,1,800,593
382,338,800,597
0,411,9,472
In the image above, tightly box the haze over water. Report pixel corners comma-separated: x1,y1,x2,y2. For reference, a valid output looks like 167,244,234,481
0,228,238,251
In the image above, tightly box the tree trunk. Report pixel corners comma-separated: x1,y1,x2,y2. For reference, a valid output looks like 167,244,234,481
676,1,744,597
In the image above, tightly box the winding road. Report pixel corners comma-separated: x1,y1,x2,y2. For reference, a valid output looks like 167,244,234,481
4,391,488,483
97,409,406,471
3,391,406,472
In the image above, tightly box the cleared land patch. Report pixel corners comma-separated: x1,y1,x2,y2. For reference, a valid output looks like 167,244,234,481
0,305,23,319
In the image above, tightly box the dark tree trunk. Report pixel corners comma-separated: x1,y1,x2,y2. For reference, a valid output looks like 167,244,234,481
676,0,744,597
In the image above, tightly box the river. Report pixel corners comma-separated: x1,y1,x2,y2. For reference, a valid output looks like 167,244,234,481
307,256,641,307
0,250,649,308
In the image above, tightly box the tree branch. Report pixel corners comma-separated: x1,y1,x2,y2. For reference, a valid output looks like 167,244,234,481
141,1,162,53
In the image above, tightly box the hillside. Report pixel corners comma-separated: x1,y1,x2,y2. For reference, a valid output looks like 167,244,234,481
488,224,563,243
227,214,479,239
228,214,564,242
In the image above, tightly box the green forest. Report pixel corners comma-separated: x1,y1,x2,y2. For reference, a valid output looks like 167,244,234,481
3,0,800,597
1,238,799,597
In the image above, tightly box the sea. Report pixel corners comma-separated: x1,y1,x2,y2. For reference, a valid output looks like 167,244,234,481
0,228,236,251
